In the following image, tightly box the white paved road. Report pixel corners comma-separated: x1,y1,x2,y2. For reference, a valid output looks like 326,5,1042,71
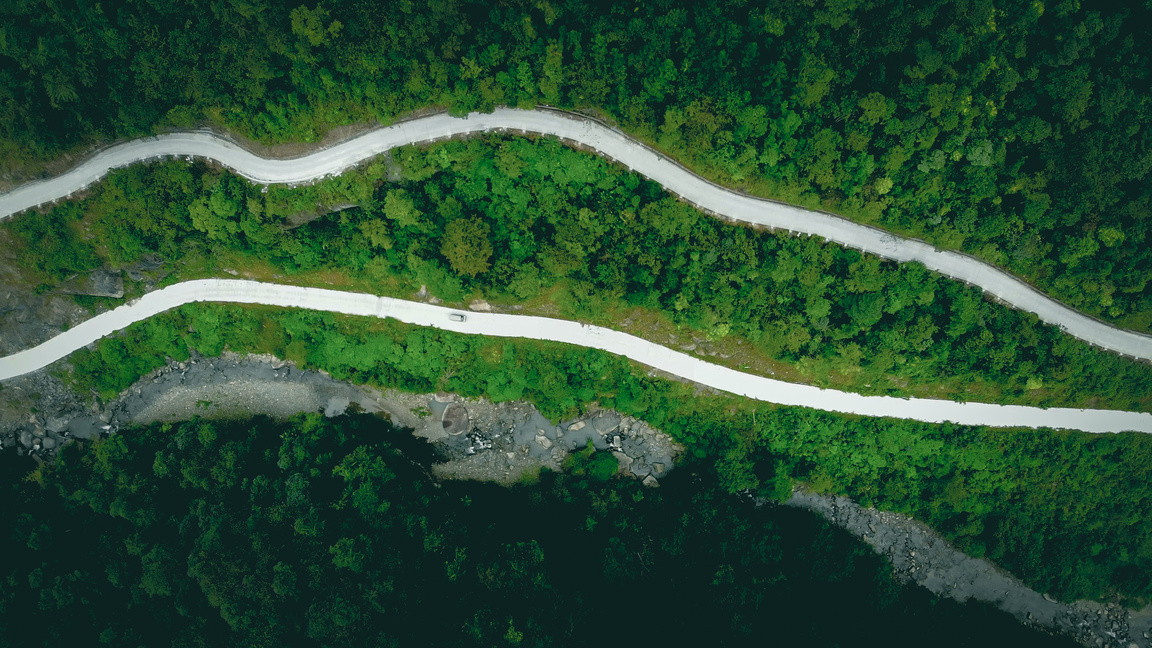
1,108,1150,360
0,279,1147,434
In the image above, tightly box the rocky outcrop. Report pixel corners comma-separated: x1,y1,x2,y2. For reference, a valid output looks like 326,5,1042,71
427,396,682,486
780,490,1149,648
58,268,124,298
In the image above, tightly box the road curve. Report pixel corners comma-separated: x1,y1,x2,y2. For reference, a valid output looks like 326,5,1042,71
0,279,1147,434
1,108,1150,361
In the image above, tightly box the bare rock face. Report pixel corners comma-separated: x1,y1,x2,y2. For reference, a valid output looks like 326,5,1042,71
59,268,124,298
87,268,125,298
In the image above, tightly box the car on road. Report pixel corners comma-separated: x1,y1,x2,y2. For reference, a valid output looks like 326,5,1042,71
449,313,467,322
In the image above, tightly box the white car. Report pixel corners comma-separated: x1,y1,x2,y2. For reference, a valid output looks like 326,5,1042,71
449,313,467,322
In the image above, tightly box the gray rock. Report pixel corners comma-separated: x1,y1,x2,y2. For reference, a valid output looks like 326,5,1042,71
83,268,124,298
468,300,492,312
46,417,69,433
612,452,633,467
42,437,57,450
324,397,350,417
568,420,586,431
652,462,665,475
642,475,659,488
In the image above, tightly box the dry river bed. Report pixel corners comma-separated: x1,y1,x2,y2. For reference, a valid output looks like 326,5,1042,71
0,353,1147,648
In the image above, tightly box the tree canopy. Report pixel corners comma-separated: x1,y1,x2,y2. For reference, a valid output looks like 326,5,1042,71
0,414,1077,647
2,0,1149,329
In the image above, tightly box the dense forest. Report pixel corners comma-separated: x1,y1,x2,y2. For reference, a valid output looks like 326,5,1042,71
3,0,1151,635
1,414,1076,647
54,301,1152,604
1,0,1149,330
9,137,1152,411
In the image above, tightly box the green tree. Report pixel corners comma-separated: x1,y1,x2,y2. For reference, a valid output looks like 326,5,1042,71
441,217,494,276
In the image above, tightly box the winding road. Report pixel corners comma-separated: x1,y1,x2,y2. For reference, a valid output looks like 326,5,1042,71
1,108,1150,361
0,279,1148,434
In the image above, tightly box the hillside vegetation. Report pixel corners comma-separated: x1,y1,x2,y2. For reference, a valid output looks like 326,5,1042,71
2,0,1149,329
9,138,1152,411
0,415,1075,647
54,301,1152,604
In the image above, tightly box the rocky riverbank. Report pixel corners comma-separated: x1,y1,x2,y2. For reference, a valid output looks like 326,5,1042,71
1,352,1146,648
779,490,1150,648
0,352,682,487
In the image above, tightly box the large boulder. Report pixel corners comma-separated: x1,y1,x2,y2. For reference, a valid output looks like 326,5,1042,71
84,268,124,298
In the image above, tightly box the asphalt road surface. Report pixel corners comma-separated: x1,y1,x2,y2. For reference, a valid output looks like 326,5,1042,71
0,279,1147,434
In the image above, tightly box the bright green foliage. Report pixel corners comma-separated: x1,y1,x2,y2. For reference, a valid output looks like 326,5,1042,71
0,0,1149,328
562,440,619,482
441,217,493,276
12,137,1152,412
